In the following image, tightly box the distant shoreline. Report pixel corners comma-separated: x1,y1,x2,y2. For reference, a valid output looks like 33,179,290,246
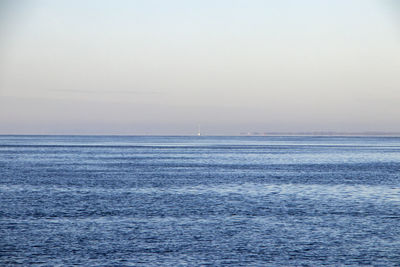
243,132,400,137
1,133,400,137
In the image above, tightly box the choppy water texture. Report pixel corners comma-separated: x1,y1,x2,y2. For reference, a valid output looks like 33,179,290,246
1,135,399,266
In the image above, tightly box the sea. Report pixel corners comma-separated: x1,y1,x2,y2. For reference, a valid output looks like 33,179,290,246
1,135,399,266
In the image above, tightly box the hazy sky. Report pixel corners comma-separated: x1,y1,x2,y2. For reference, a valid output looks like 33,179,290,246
0,0,399,135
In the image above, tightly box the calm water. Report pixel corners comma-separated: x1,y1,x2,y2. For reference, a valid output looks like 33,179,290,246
1,135,399,266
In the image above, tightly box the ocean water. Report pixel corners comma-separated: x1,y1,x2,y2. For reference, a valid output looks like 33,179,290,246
1,135,399,266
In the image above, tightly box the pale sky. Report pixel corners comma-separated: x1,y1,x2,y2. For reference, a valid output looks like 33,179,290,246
0,0,399,135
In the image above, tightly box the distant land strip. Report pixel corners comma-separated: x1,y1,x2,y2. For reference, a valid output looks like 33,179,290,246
240,132,400,136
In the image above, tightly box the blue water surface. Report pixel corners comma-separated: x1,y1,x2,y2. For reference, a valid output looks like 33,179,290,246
1,135,399,266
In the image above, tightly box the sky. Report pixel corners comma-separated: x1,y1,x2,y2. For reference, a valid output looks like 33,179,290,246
0,0,399,135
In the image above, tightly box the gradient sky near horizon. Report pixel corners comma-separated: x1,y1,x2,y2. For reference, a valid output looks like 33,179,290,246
0,0,399,135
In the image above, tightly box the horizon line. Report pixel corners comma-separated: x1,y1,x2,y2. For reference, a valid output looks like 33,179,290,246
1,132,400,137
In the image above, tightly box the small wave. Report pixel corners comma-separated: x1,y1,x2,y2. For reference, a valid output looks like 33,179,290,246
1,183,399,203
